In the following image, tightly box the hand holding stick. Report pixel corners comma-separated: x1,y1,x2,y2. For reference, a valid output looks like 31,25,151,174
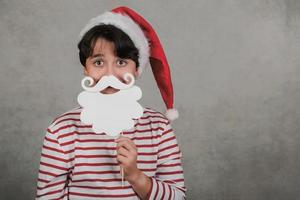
115,135,139,188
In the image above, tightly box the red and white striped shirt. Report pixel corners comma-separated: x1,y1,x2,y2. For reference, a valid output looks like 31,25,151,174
35,107,186,199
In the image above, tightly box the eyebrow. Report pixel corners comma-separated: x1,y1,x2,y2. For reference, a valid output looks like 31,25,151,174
91,54,104,58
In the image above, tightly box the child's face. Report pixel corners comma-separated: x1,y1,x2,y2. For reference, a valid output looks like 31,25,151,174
84,38,138,94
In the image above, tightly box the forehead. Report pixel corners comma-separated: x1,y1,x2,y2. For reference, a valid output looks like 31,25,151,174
91,38,115,56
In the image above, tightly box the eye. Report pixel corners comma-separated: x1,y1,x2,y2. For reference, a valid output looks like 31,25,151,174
94,60,104,67
117,59,127,67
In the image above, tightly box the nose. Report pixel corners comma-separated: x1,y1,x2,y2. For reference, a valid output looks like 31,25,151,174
94,64,116,84
103,63,124,82
105,63,116,76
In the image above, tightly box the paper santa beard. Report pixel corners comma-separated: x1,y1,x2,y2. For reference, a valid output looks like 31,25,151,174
77,73,144,136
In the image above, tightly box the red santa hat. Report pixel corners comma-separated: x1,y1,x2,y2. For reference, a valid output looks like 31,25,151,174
79,6,179,121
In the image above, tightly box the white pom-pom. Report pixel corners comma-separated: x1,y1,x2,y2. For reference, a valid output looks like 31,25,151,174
165,108,179,121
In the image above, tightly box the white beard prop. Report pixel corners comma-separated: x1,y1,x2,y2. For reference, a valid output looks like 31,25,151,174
77,73,144,137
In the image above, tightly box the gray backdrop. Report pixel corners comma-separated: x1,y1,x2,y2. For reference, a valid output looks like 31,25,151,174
1,0,300,199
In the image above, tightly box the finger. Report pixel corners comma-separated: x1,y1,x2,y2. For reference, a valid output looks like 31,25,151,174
117,142,135,155
116,141,136,153
116,154,128,166
117,146,131,157
115,135,128,142
115,137,136,149
115,136,136,148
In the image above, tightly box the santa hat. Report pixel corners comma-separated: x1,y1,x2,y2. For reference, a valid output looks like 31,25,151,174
79,6,179,121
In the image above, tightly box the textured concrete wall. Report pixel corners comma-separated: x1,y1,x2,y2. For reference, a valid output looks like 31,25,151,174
1,0,300,199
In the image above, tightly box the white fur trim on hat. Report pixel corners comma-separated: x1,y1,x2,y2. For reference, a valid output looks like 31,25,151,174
165,108,179,121
79,12,150,77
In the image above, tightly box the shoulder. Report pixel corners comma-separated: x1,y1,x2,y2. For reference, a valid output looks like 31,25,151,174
47,106,83,134
142,107,169,122
139,107,171,130
140,108,176,142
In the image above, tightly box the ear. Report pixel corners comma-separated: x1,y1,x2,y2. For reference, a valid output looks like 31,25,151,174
134,70,138,78
83,67,88,76
134,66,139,78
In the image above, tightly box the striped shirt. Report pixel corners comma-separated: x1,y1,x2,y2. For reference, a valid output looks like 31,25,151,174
35,107,186,199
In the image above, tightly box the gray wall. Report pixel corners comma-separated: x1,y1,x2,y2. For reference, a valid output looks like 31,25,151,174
1,0,300,199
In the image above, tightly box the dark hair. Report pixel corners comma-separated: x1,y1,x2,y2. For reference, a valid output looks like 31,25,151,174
77,24,139,67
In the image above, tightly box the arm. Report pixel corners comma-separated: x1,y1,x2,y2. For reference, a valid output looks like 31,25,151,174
146,122,186,199
127,169,152,199
115,137,152,199
115,122,186,200
35,128,71,200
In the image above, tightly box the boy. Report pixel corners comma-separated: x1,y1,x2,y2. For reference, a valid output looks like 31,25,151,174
36,6,186,200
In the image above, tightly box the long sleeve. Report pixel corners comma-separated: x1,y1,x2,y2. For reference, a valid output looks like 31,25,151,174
147,122,186,200
35,127,72,200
